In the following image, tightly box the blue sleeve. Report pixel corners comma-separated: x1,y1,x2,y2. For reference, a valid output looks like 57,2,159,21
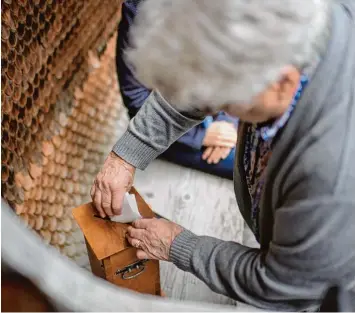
213,112,239,127
116,1,151,118
177,124,206,150
177,116,214,150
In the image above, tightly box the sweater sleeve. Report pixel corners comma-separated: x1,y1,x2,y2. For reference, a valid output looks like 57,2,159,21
170,196,355,311
113,90,204,169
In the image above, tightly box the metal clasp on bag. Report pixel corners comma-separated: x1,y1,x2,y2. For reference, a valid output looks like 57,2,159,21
115,259,148,280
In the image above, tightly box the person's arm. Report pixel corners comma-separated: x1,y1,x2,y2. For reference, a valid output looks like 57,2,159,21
170,196,355,311
116,0,151,117
113,90,205,169
92,1,205,217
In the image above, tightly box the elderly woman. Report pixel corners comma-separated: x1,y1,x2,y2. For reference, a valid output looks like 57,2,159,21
116,0,239,180
91,0,355,311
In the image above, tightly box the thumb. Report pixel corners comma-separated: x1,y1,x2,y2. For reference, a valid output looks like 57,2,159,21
111,189,125,215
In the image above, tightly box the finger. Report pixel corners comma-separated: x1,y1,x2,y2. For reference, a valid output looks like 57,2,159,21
209,135,236,147
207,147,219,164
127,225,147,240
219,129,237,138
212,147,223,164
101,184,113,216
136,249,149,260
221,132,238,141
126,233,134,246
218,134,237,144
216,138,236,148
206,147,215,164
202,147,213,160
111,188,124,215
132,218,153,229
221,147,231,160
219,147,230,160
90,184,96,200
126,233,141,248
126,235,151,259
93,186,105,218
214,148,225,164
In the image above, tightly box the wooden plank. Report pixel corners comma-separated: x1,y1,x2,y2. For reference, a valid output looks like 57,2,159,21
134,160,245,306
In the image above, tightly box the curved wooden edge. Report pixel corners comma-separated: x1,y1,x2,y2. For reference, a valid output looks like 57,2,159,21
1,198,261,312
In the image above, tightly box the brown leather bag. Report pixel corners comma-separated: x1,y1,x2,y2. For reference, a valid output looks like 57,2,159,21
72,187,161,296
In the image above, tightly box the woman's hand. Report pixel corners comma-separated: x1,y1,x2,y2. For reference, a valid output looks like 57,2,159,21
126,218,183,261
202,121,237,148
202,121,237,164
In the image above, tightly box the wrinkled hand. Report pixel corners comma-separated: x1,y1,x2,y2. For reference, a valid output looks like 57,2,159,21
202,121,237,148
126,218,183,261
90,152,135,217
202,146,232,164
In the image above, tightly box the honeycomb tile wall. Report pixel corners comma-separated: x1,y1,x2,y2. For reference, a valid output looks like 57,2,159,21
1,0,125,267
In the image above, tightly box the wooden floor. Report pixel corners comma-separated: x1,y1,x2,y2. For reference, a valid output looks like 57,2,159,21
135,159,258,306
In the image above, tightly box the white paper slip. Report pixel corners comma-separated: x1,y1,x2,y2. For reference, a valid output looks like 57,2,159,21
110,192,142,223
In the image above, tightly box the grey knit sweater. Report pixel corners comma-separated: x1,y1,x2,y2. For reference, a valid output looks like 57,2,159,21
113,1,355,311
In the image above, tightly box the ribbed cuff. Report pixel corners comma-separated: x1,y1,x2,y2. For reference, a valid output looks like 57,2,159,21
169,230,199,272
112,131,160,170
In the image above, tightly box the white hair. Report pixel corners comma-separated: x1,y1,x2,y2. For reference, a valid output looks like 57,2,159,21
126,0,331,112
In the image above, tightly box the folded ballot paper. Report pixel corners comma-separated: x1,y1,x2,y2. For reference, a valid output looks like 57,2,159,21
109,192,142,223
